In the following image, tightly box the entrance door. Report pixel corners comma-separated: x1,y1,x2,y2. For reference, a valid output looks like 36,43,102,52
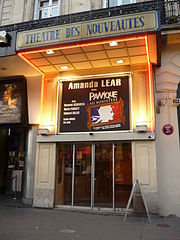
56,142,132,209
55,143,92,207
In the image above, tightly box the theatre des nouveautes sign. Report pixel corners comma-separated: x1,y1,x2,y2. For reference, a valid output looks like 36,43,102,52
16,11,160,50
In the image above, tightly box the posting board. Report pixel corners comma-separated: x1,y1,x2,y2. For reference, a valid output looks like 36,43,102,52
60,76,130,133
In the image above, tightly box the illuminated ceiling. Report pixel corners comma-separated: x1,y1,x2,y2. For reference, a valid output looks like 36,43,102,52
18,36,156,77
0,55,41,77
0,35,157,78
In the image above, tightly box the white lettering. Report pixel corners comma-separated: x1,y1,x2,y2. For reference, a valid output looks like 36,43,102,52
101,78,122,87
68,81,98,90
89,91,118,101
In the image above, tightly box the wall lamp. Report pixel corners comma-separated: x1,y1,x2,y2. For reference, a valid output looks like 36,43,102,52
136,124,147,132
38,128,49,136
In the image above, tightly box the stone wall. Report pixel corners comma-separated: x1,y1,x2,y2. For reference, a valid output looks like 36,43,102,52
0,0,12,26
61,0,102,15
155,33,180,216
0,0,34,26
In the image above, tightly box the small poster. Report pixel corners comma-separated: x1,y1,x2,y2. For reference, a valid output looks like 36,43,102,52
60,76,130,133
0,78,25,124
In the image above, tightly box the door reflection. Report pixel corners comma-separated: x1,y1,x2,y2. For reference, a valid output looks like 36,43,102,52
114,142,132,208
94,143,113,208
74,144,92,207
55,144,73,205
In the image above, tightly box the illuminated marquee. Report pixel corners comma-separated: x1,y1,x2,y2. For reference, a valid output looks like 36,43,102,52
16,10,160,50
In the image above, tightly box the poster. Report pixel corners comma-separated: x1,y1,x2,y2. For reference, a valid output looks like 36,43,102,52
0,79,24,124
60,76,130,133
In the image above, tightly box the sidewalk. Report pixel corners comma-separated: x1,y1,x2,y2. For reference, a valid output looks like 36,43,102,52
0,206,180,240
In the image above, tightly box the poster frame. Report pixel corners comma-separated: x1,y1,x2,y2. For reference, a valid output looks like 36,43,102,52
57,72,133,135
0,76,27,125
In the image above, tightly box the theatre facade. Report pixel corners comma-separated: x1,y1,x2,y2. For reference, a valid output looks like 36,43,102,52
1,4,163,212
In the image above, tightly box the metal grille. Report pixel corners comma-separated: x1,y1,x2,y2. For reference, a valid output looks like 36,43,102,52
164,0,180,24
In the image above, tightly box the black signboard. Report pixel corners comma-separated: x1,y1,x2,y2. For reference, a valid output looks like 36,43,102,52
0,77,27,124
60,76,130,133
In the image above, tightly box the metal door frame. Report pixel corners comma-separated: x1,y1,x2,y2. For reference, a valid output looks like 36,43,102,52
56,141,132,211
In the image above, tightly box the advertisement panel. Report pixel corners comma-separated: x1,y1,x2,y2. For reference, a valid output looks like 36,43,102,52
60,76,130,133
0,78,26,124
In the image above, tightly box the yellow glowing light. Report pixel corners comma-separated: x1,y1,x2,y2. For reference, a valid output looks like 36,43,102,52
145,35,154,131
17,35,146,55
18,52,45,127
18,34,155,133
46,49,54,54
116,59,124,64
61,65,69,70
109,41,118,47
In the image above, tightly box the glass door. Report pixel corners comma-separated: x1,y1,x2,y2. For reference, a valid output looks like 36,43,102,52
114,142,132,208
55,144,73,205
56,141,132,209
94,143,113,208
74,143,92,207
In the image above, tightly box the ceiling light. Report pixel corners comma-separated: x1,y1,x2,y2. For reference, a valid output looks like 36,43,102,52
46,49,54,55
116,59,124,64
61,65,69,70
109,41,118,47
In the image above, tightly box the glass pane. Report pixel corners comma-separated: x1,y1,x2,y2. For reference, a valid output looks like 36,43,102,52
51,7,58,17
52,0,58,4
94,143,112,208
109,0,118,7
55,144,73,205
114,142,132,208
122,0,130,5
39,9,48,19
40,0,49,7
74,144,92,207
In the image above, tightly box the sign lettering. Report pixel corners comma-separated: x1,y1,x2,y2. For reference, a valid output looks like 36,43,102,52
16,11,160,50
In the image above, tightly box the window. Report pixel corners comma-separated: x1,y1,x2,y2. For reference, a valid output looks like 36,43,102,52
102,0,136,8
34,0,60,20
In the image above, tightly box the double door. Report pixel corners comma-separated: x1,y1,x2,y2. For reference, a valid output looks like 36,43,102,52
55,142,132,209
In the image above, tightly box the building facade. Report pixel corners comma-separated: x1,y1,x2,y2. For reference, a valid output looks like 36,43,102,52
0,0,180,216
